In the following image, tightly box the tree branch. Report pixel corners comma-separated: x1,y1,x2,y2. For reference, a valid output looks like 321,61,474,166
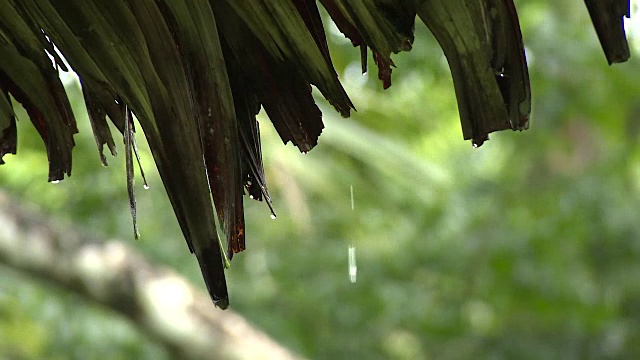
0,192,303,360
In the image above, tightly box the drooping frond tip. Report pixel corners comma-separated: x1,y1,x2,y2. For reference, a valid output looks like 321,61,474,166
0,0,631,308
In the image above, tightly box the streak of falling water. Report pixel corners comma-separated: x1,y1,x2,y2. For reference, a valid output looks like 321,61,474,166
350,185,355,211
348,184,357,283
348,244,357,283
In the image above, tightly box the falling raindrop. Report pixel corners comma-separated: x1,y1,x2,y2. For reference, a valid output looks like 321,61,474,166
350,185,355,211
348,184,357,283
348,244,357,283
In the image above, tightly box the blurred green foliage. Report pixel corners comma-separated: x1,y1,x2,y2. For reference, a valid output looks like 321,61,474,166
2,1,640,359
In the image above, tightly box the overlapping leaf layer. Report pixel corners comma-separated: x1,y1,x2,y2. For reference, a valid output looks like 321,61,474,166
0,0,630,308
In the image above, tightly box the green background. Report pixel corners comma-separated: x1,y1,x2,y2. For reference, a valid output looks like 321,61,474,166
2,1,640,359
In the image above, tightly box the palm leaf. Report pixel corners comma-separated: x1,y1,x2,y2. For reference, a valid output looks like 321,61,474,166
584,0,631,64
0,0,631,308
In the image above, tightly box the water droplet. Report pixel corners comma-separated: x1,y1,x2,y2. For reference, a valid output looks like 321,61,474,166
350,185,355,211
348,245,357,283
270,214,276,220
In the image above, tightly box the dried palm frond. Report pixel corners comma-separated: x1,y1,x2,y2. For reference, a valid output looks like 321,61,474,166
0,0,630,308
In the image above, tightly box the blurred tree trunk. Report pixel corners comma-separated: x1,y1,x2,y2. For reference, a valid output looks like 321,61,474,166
0,192,304,360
